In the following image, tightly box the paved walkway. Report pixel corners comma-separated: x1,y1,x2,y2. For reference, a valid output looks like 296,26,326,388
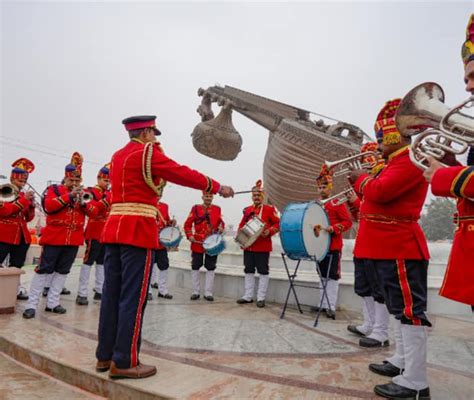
0,268,472,399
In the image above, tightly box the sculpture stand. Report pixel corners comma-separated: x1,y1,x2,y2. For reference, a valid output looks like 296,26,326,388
279,253,333,327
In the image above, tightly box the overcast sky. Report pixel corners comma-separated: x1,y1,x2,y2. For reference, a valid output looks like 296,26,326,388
1,1,472,224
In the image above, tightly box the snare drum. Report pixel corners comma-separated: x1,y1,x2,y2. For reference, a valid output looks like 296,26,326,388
203,234,226,256
234,217,266,248
280,202,330,261
159,226,182,249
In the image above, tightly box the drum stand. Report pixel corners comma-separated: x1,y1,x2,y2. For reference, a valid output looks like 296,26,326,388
279,253,333,327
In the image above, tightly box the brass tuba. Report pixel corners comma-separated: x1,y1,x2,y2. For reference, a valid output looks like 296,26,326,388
395,82,474,170
0,183,19,202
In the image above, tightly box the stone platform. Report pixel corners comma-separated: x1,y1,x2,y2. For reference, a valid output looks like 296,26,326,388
0,268,472,399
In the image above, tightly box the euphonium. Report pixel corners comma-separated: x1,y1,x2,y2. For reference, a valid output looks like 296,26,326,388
324,151,378,177
0,183,19,203
395,82,474,170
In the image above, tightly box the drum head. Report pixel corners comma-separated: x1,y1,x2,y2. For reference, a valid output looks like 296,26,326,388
303,202,330,261
203,234,222,249
160,227,180,243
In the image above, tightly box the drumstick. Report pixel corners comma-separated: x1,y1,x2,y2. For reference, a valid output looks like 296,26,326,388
234,190,253,195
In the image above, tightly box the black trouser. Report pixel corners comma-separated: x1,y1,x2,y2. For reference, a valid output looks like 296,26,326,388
243,251,269,275
96,244,154,369
191,252,217,271
374,259,431,327
0,235,30,268
353,257,385,304
35,245,79,274
83,239,105,265
155,249,169,271
318,250,341,280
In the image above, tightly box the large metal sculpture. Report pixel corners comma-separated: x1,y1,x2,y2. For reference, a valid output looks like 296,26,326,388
192,85,367,212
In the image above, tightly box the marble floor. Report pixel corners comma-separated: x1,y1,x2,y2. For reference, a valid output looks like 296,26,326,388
0,267,472,399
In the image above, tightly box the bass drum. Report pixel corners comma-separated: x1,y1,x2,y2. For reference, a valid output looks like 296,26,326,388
280,202,330,261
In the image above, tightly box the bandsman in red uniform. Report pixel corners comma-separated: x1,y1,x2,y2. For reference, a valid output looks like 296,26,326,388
346,143,391,350
184,191,225,301
0,158,36,300
349,100,431,399
76,164,111,306
423,14,474,311
23,153,103,319
95,115,233,380
236,180,280,308
312,167,352,319
148,183,175,300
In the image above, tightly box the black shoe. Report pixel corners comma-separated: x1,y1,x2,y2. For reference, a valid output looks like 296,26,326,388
147,293,153,301
325,309,336,320
22,308,35,319
93,292,102,300
45,305,67,314
190,294,200,301
61,287,71,295
310,306,327,313
347,325,367,337
374,382,431,399
76,295,89,306
360,337,390,348
256,300,265,308
158,293,173,299
236,298,253,304
369,361,403,377
42,287,49,297
204,295,214,302
17,293,29,301
151,283,159,289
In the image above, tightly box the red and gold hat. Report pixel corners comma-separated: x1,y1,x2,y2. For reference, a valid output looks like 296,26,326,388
315,165,333,189
11,158,35,180
462,14,474,66
252,179,265,194
65,152,83,178
360,142,385,175
97,163,110,179
374,99,402,145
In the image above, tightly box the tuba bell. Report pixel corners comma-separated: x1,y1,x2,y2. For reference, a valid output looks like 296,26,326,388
0,183,19,203
395,82,474,170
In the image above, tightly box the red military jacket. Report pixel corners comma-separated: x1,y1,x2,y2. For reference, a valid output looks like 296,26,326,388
184,204,225,253
431,165,474,305
238,204,280,252
84,186,111,241
352,146,430,260
323,200,352,252
40,184,100,246
157,201,172,251
101,139,220,249
0,192,35,245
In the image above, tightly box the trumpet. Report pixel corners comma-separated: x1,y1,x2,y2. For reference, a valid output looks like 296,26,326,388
395,82,474,170
72,186,93,205
80,191,93,205
0,183,19,203
321,186,356,206
324,151,379,177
